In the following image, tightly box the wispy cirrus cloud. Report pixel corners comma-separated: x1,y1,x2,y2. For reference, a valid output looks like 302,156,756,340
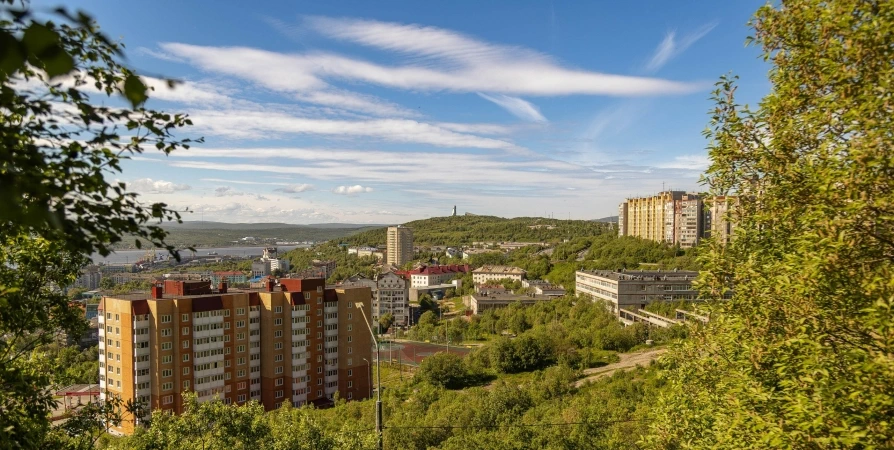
477,93,547,122
646,22,718,72
159,17,703,98
274,184,314,194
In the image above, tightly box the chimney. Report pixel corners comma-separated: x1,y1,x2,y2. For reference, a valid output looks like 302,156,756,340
218,277,228,294
151,282,164,299
266,277,275,292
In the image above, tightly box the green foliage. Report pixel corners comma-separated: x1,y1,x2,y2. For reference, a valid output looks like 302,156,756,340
646,1,894,447
414,352,470,389
39,344,99,386
377,312,394,332
342,216,612,247
127,226,377,250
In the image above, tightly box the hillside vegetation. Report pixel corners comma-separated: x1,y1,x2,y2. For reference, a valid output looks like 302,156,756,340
342,216,613,247
120,225,379,250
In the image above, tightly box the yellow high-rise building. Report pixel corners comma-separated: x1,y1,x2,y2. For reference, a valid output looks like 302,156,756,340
386,225,414,267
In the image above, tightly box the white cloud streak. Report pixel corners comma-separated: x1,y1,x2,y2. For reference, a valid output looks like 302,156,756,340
274,184,314,193
478,93,547,122
646,22,718,72
128,178,191,193
160,17,703,97
333,185,374,195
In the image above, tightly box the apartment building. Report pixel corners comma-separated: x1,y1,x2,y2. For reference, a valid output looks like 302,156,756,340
98,279,371,435
575,269,699,315
386,226,414,267
619,191,731,247
251,247,291,277
339,272,410,328
471,266,526,284
704,195,738,244
405,264,470,288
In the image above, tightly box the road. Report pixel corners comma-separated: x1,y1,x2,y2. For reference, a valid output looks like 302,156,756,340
573,347,666,387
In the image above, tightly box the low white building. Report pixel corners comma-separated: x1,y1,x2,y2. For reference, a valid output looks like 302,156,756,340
472,265,526,284
405,264,470,288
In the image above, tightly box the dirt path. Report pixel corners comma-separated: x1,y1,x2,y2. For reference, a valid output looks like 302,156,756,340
573,347,666,387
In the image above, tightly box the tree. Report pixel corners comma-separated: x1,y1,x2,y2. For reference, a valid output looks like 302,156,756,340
1,3,196,447
646,0,894,447
414,352,469,389
377,312,394,333
417,310,438,328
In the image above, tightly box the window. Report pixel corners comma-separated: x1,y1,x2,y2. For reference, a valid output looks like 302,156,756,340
348,369,353,376
347,324,352,332
348,313,352,320
226,372,232,380
225,360,231,368
275,390,283,398
317,320,322,327
238,381,247,390
225,385,231,393
225,347,231,355
317,355,323,362
106,313,111,320
225,310,230,317
275,354,283,362
237,345,245,353
317,344,323,351
317,332,322,339
237,332,245,340
114,314,119,321
347,302,352,309
274,331,283,338
348,392,353,400
347,336,352,343
162,395,173,405
161,315,171,323
348,381,353,388
161,342,172,351
317,389,323,396
181,314,189,322
348,358,353,366
274,306,282,314
317,366,323,374
183,340,189,349
275,378,283,386
348,347,353,354
237,369,246,377
237,357,246,365
304,292,310,300
182,327,189,335
274,342,283,350
225,322,230,330
182,354,190,362
275,366,283,374
224,335,230,342
183,380,190,389
162,369,172,378
274,318,282,326
236,320,245,328
183,367,190,375
238,394,246,402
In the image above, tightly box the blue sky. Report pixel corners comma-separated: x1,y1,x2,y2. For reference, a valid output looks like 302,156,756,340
43,0,769,224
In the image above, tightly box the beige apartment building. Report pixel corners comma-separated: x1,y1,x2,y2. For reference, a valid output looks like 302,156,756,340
386,226,414,267
98,279,372,435
704,195,738,244
619,191,733,247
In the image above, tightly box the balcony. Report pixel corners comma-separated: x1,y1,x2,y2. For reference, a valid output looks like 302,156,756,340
250,383,260,392
98,341,105,351
195,378,225,393
134,333,149,344
249,334,260,343
291,310,306,318
291,369,307,379
194,341,224,353
134,346,150,358
292,393,307,403
325,374,338,384
324,305,338,314
324,328,338,337
194,327,224,340
136,387,151,398
292,381,308,391
194,353,224,366
194,366,225,379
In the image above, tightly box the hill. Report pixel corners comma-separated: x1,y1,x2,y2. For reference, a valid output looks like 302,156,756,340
592,216,618,223
120,223,379,249
161,221,380,230
340,215,615,247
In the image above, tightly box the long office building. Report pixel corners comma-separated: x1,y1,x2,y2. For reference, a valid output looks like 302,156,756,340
98,278,372,435
619,191,734,247
575,269,700,315
386,225,414,267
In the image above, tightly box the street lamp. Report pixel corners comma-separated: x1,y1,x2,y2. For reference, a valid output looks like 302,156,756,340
356,302,383,450
362,358,372,399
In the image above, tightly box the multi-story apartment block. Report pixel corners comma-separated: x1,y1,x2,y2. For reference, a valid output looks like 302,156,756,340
251,247,291,278
619,191,685,243
575,269,699,315
386,226,414,267
704,195,738,244
340,272,409,328
405,264,470,288
619,191,726,248
471,266,526,285
97,278,371,435
311,260,337,279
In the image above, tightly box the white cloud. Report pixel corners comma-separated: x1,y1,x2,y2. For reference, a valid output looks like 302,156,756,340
332,185,374,195
294,89,418,117
478,93,547,122
274,184,314,194
143,77,234,104
161,18,703,97
128,178,191,193
186,108,520,149
646,22,718,72
655,154,711,170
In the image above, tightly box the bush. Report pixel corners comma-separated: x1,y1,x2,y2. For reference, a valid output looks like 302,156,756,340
415,352,469,389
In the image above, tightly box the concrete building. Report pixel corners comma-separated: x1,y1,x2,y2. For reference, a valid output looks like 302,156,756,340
210,271,249,285
464,293,553,315
471,266,526,285
705,196,738,244
462,248,502,260
348,247,384,260
97,278,371,435
386,226,414,267
575,269,699,316
74,267,103,290
340,272,410,328
533,284,566,297
405,264,470,288
618,191,685,243
251,247,291,278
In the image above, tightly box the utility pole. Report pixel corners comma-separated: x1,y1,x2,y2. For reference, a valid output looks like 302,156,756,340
356,303,383,450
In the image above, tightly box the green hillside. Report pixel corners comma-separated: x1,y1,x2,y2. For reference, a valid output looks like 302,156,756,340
119,225,379,250
341,216,614,247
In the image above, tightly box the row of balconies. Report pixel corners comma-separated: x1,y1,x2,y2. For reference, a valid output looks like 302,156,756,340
194,352,225,366
194,327,224,340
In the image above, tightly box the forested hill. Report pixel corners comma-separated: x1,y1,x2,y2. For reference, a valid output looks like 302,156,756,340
341,216,614,247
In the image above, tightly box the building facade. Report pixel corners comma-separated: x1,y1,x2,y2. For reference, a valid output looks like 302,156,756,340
619,191,685,243
471,266,526,284
704,196,738,244
406,264,470,288
251,247,291,278
98,279,371,435
386,226,414,267
575,269,699,315
619,192,733,247
339,272,410,329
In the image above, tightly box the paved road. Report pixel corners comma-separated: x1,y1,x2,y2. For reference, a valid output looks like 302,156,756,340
574,347,667,387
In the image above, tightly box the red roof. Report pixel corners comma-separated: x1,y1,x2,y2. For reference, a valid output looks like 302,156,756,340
405,264,470,276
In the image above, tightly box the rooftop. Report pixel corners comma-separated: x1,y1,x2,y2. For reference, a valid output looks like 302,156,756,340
470,293,553,302
578,269,699,281
472,265,526,275
406,264,470,276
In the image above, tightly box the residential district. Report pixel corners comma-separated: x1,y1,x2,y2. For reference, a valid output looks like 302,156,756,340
66,191,733,435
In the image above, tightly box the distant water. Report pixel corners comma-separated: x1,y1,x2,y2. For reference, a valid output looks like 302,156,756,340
92,245,308,265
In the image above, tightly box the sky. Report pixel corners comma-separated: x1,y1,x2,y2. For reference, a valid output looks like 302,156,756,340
40,0,770,224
